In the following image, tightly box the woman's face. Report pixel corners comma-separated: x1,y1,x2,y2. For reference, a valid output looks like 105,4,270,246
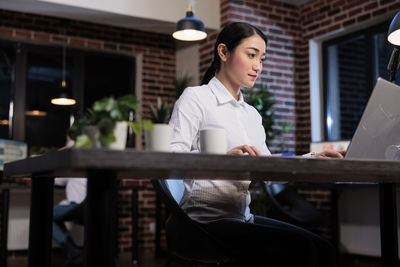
224,34,266,88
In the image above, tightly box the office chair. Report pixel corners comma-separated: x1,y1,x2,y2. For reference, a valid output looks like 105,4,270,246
151,179,240,266
264,184,329,227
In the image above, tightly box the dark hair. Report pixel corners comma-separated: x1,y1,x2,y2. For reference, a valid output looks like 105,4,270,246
201,22,268,85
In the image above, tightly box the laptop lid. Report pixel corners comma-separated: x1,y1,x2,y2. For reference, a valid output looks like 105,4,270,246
345,77,400,160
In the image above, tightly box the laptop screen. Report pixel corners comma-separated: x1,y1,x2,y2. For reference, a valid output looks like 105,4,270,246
345,77,400,160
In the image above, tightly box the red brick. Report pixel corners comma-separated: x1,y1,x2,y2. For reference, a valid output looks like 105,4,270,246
334,13,347,22
342,18,356,27
372,7,388,16
364,2,378,11
15,30,31,39
349,8,362,17
0,28,13,37
380,0,396,5
388,2,400,10
69,37,85,47
357,13,371,22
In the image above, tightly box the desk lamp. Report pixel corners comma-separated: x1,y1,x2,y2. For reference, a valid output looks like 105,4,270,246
387,11,400,82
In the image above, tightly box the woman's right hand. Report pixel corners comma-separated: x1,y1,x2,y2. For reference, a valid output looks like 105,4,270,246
227,145,261,156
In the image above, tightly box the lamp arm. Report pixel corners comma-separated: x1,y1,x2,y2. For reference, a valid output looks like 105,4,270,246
387,47,400,82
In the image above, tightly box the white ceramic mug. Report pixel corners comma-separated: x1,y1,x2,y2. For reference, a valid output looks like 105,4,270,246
146,124,172,152
197,128,227,154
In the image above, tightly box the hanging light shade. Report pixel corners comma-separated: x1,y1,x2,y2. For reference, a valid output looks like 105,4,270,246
25,108,47,117
51,25,76,106
172,4,207,41
25,96,47,116
51,83,76,106
388,10,400,46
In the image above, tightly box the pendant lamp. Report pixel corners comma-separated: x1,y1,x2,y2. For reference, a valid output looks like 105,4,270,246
387,11,400,82
25,104,47,116
388,11,400,46
51,25,76,106
172,4,207,41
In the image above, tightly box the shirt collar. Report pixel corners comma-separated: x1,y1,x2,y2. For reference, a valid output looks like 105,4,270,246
209,77,245,105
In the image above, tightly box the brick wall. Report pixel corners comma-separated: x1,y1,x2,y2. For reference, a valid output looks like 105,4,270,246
0,9,174,253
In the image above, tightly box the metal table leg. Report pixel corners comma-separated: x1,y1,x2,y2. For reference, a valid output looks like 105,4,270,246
28,176,54,267
155,193,161,258
131,187,139,265
1,188,10,267
379,183,399,267
84,170,118,267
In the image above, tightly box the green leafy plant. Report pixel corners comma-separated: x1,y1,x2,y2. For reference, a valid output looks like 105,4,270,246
243,84,292,151
29,146,58,156
150,97,172,124
69,94,152,148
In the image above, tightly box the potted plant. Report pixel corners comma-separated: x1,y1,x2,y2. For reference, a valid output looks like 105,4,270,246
243,84,292,153
69,94,152,149
146,97,173,151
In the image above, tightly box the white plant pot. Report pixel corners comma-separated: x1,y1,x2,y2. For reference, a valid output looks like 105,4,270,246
109,121,128,150
146,123,172,152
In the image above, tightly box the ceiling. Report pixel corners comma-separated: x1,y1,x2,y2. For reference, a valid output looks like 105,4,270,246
0,0,178,34
0,0,312,35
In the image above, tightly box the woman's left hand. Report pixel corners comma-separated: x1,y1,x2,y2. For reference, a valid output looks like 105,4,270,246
314,149,346,158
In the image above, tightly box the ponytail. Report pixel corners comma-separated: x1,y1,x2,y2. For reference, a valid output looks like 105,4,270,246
201,60,219,85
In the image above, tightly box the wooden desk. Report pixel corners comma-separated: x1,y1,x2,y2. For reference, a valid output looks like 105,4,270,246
4,148,400,267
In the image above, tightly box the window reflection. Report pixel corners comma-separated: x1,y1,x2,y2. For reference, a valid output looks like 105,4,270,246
325,35,368,141
323,21,392,141
0,46,12,139
25,50,72,152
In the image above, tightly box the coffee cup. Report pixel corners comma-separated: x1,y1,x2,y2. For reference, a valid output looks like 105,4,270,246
197,128,227,154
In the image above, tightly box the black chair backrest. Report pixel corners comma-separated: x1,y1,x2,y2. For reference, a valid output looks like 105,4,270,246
151,179,235,264
264,184,329,227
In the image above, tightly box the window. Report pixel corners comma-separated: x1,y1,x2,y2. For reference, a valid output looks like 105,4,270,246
322,21,395,141
0,41,135,152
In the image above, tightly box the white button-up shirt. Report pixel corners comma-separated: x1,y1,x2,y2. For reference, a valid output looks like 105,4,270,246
169,77,271,223
55,178,87,205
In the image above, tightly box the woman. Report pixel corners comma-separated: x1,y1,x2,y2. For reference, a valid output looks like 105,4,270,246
169,22,340,267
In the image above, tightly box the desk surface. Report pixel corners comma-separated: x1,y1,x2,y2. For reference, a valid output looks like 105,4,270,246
3,148,400,182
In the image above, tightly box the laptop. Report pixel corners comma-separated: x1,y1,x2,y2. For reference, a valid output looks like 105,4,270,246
345,77,400,160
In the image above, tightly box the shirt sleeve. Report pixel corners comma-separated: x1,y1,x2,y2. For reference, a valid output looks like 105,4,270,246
252,107,271,156
55,177,68,186
169,88,204,152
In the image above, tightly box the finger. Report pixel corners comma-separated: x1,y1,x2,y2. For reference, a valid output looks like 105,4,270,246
242,145,256,156
250,146,262,156
338,149,347,156
323,150,344,158
227,148,244,155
